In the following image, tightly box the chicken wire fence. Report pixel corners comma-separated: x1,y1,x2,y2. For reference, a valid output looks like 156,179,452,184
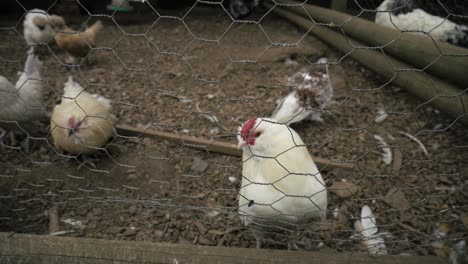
0,0,467,261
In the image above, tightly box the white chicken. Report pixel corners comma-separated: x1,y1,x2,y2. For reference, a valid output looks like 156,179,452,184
50,76,116,159
375,0,468,47
23,9,56,46
237,117,328,248
271,57,333,125
0,49,45,151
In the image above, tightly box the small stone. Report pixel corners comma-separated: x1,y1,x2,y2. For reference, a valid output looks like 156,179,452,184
461,215,468,227
123,228,136,237
384,188,410,210
329,181,360,198
190,157,208,174
128,205,136,215
197,236,215,246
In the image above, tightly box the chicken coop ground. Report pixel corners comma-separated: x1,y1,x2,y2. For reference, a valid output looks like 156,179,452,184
0,7,467,256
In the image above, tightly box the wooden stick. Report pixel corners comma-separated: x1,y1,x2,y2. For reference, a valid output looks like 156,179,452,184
48,206,60,234
116,124,355,170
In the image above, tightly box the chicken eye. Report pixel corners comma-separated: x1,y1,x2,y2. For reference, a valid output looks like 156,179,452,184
37,25,45,31
254,131,262,138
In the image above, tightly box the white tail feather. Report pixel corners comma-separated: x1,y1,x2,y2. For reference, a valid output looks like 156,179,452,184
354,205,389,255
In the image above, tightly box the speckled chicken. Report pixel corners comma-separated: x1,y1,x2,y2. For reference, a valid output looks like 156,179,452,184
271,57,333,124
50,76,116,156
49,15,103,65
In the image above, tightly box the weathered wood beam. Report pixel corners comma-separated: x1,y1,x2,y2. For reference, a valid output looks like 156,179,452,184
0,233,446,264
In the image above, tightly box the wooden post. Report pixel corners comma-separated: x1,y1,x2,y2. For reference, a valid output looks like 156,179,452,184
0,233,446,264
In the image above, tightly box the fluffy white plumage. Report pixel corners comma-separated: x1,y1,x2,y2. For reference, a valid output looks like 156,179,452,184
0,50,44,123
375,0,468,47
50,76,116,155
271,57,333,125
237,117,327,248
23,9,56,46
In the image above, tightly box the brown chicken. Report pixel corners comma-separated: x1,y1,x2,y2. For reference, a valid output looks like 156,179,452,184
49,15,103,64
50,76,116,157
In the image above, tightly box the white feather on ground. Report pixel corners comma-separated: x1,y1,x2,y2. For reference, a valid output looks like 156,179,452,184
271,57,333,125
399,131,428,156
374,108,389,123
450,240,467,264
353,205,389,255
373,134,393,165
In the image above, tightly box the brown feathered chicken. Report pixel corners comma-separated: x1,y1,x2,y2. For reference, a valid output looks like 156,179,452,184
271,57,333,124
50,76,116,157
49,15,103,65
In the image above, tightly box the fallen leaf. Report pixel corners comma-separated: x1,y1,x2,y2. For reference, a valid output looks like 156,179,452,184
384,188,409,210
329,181,360,198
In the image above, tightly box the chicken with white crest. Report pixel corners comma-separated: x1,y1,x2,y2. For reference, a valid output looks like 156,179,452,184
271,57,333,125
50,76,116,166
237,117,327,249
23,9,57,46
0,49,46,152
375,0,468,47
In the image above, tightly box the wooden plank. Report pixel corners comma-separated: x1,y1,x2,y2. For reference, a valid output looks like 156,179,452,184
116,124,355,170
0,233,446,264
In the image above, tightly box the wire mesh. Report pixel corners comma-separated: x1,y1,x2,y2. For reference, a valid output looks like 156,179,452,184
0,0,467,262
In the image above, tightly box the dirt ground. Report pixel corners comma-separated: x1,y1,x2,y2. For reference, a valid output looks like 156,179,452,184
0,5,467,257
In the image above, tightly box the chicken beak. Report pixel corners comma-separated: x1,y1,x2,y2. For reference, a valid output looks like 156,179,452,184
67,128,74,136
237,140,246,150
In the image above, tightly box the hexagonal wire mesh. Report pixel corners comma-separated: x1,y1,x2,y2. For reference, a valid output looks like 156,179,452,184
0,0,467,261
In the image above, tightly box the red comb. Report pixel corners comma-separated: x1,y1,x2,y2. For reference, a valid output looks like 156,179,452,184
68,116,76,128
241,118,257,139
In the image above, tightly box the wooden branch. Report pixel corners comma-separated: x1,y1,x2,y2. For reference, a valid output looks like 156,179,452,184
116,124,355,170
0,232,446,264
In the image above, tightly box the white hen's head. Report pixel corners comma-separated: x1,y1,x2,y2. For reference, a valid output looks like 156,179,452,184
237,117,291,155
